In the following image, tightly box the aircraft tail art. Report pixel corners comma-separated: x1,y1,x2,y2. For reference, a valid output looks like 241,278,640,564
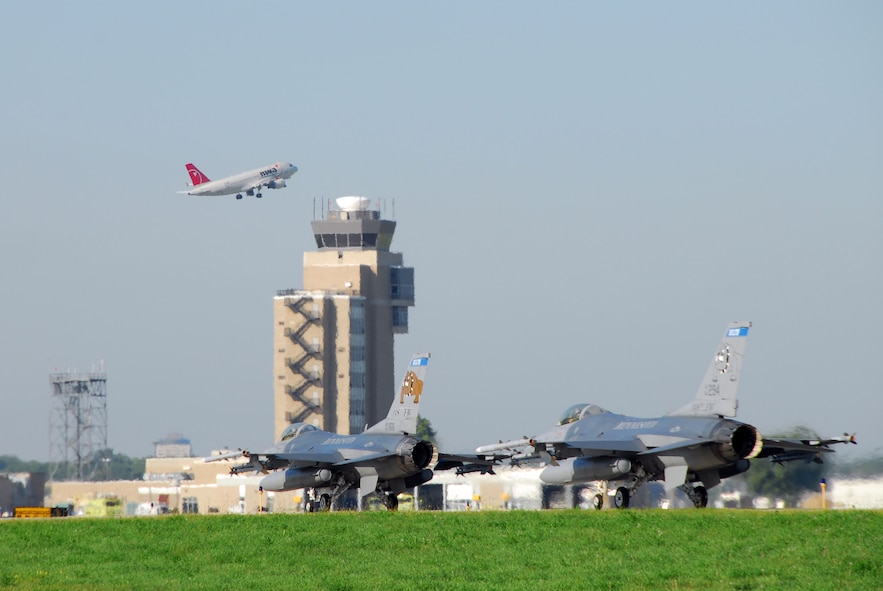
364,353,430,435
667,321,751,418
185,163,211,186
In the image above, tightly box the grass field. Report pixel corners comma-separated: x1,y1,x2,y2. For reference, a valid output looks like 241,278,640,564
1,510,880,590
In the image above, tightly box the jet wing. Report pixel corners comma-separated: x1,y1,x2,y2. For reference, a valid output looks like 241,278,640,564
269,450,346,465
434,452,504,475
332,451,399,466
754,435,855,464
206,448,347,474
635,439,710,456
759,438,836,454
203,450,248,462
475,437,650,460
557,439,650,455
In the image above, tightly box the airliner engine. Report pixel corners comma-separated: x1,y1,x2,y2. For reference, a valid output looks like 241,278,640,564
267,179,287,189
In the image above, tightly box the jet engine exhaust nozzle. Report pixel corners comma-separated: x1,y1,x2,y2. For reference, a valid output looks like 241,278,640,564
395,438,434,474
711,421,763,463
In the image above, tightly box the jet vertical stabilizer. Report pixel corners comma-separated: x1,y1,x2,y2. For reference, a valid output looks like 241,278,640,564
667,321,751,418
364,353,429,435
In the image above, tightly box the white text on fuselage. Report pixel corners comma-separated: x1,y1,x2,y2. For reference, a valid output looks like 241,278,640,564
322,437,357,445
613,421,658,430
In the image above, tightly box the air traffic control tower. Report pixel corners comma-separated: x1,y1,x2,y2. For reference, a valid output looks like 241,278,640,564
273,196,415,438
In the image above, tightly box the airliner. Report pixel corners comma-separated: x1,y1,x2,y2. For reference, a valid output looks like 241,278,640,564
178,161,298,200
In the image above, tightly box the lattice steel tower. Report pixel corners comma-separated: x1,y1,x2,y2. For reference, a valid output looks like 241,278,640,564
49,370,108,481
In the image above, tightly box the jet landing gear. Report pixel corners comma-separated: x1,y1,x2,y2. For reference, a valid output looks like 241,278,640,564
381,493,399,512
613,487,631,509
678,484,709,508
305,494,332,513
305,481,353,512
235,194,243,200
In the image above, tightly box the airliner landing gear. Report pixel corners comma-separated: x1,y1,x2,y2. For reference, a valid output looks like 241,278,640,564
592,494,604,510
679,484,709,508
235,194,243,200
255,192,263,198
318,494,332,512
614,487,631,509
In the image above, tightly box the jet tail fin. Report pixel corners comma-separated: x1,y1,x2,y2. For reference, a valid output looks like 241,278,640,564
364,353,429,435
185,163,210,185
667,321,751,418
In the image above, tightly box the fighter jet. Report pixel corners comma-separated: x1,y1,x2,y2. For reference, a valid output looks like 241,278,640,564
470,321,856,509
206,353,434,511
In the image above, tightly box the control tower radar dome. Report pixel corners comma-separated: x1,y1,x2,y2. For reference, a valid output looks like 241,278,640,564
336,196,371,211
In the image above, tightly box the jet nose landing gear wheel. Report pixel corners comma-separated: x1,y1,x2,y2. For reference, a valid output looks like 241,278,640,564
592,494,604,510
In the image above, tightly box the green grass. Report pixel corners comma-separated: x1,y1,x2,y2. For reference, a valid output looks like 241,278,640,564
1,510,881,590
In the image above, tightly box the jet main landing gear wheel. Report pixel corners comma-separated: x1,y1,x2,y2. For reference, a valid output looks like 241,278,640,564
693,485,708,508
614,487,630,509
592,494,604,510
677,484,709,508
382,493,399,511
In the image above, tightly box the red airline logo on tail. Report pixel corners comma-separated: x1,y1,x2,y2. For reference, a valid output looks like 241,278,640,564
185,163,211,186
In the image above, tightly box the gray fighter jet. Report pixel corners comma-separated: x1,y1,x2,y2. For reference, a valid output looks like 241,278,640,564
206,353,434,511
471,322,856,509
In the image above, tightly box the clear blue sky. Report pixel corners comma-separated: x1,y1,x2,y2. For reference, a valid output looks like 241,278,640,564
1,2,880,463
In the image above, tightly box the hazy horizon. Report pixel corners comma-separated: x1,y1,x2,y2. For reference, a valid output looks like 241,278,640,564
2,2,880,465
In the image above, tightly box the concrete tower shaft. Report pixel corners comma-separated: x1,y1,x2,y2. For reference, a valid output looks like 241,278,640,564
273,198,415,439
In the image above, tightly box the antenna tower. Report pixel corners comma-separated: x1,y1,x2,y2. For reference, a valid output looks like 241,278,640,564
49,369,109,481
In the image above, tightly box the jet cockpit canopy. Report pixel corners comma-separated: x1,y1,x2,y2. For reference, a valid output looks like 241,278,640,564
279,423,320,442
557,403,608,425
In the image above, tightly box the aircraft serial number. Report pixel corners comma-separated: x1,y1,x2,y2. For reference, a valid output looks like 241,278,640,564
322,437,356,445
613,421,658,430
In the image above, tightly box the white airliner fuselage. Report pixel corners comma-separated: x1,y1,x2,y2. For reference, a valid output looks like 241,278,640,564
179,161,298,199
